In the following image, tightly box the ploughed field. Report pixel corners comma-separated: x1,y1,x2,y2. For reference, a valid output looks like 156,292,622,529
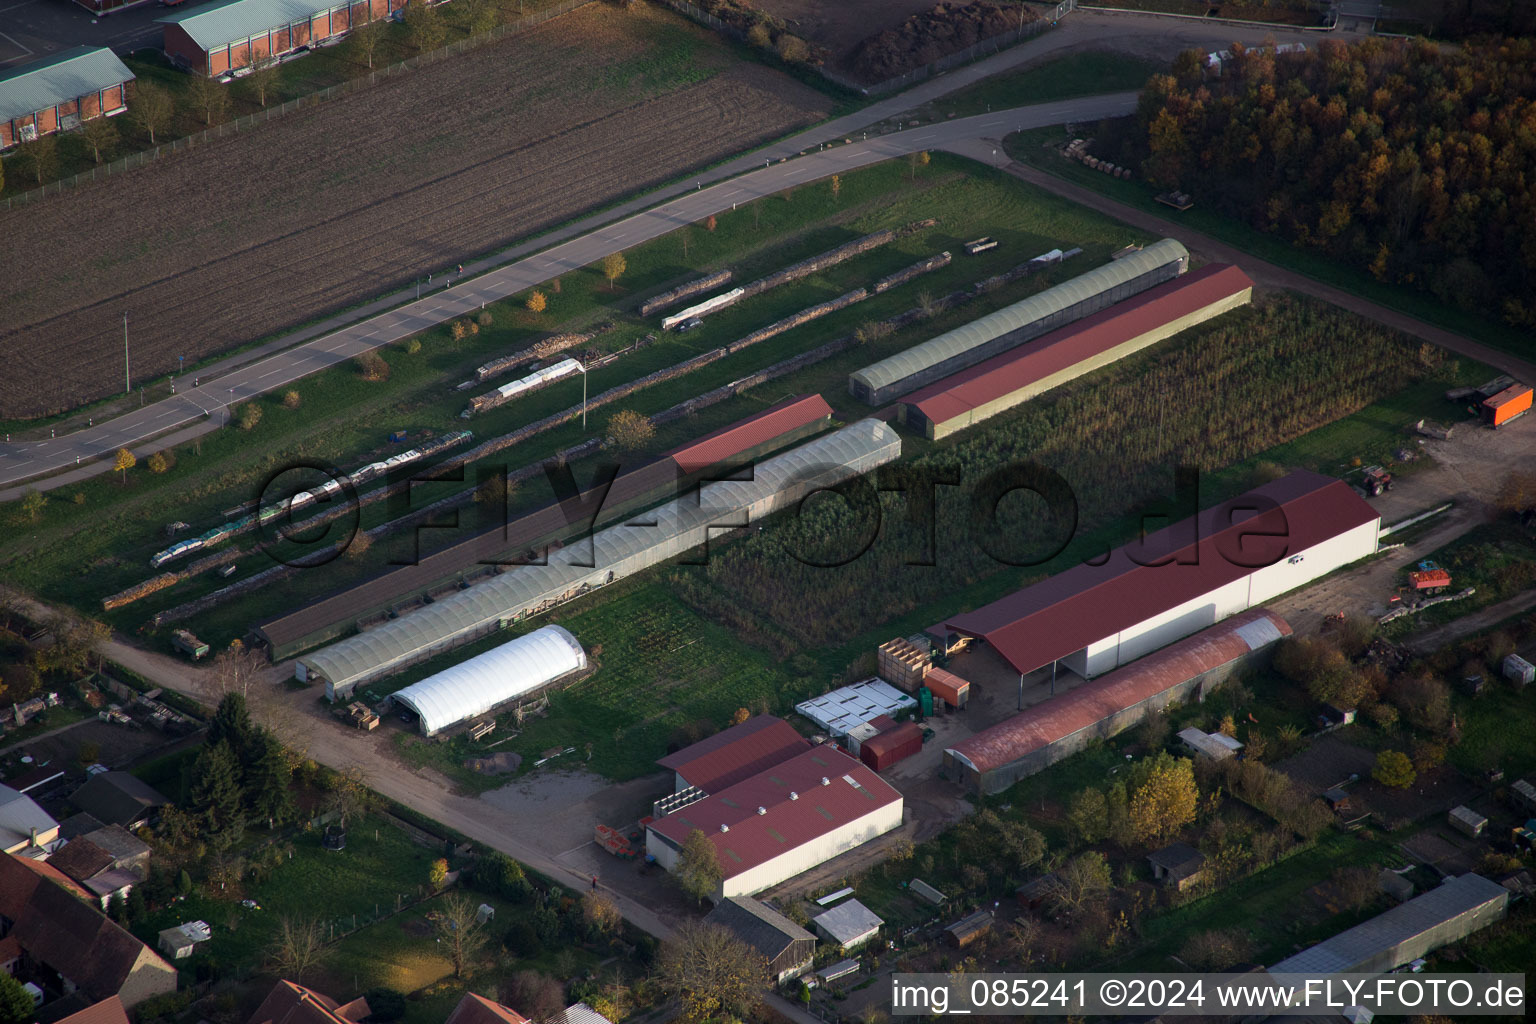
0,4,829,419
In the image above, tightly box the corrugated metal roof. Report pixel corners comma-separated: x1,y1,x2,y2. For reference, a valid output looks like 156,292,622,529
859,721,922,760
851,239,1189,396
1270,874,1508,974
812,898,883,945
666,393,833,474
946,608,1292,775
705,897,815,956
796,679,917,736
648,747,901,879
156,0,347,51
657,716,810,793
389,625,585,735
300,420,900,693
935,471,1376,676
0,47,134,123
904,264,1252,426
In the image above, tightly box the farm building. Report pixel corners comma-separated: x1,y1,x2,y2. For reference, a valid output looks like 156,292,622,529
297,419,901,698
932,470,1379,683
0,48,133,150
665,393,833,473
645,746,903,900
796,679,916,738
842,715,896,758
158,0,405,78
812,898,883,950
1505,655,1534,687
1148,843,1206,891
1178,727,1243,761
387,625,586,736
260,396,848,664
944,608,1291,795
1269,873,1508,975
703,897,816,984
859,721,923,772
848,239,1189,405
897,263,1254,439
657,716,810,795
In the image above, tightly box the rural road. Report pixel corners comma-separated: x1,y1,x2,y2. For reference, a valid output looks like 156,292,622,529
0,5,1333,497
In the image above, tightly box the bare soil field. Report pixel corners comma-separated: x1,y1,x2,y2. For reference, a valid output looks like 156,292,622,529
0,4,829,418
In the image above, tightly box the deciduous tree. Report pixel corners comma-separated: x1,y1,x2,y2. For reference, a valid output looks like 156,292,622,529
81,115,118,163
19,490,45,523
349,14,386,69
601,251,627,290
186,73,228,126
658,920,763,1022
129,82,173,145
267,917,329,982
525,290,546,314
1372,749,1415,789
1067,787,1108,844
242,49,280,107
405,0,445,53
1046,851,1111,918
114,447,136,483
16,135,58,185
676,828,721,905
606,409,654,452
434,893,488,977
1129,753,1198,847
0,972,34,1024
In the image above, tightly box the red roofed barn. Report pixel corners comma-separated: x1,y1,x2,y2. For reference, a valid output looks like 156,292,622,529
647,739,903,899
657,715,810,795
945,608,1292,794
665,393,833,474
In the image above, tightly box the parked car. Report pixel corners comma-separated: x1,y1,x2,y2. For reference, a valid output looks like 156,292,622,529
675,317,704,333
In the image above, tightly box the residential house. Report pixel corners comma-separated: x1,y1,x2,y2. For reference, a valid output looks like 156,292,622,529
55,996,131,1024
0,785,60,855
47,826,151,909
249,980,370,1024
444,993,529,1024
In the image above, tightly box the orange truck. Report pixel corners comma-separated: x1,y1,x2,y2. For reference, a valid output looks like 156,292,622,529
1483,384,1533,428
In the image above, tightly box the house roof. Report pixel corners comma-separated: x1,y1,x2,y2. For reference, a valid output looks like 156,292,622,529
1271,873,1509,974
48,837,116,883
903,264,1254,427
0,934,21,963
156,0,351,51
11,852,94,900
657,716,810,794
81,868,144,899
55,996,131,1024
705,897,815,960
59,813,108,840
649,747,902,880
947,608,1292,776
811,898,883,945
81,825,152,864
69,773,170,828
934,470,1373,676
445,992,530,1024
1449,805,1487,827
555,1006,615,1024
1148,842,1205,879
0,853,172,1001
0,784,60,849
10,763,67,794
665,393,834,474
0,46,134,123
249,981,372,1024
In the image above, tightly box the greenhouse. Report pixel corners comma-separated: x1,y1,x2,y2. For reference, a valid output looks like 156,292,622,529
390,625,586,736
300,418,902,699
849,239,1190,405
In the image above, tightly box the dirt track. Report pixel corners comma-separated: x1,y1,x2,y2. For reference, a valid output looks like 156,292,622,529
0,4,829,418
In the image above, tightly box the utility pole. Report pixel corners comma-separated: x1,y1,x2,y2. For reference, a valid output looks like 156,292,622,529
123,313,130,393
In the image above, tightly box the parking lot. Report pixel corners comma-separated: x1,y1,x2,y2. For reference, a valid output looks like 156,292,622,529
0,0,165,69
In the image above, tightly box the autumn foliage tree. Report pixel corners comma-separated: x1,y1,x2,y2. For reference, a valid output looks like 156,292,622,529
1373,749,1416,789
601,251,627,290
606,409,654,452
676,829,721,905
658,920,763,1022
113,447,136,484
1128,752,1199,847
525,290,547,314
1128,38,1536,327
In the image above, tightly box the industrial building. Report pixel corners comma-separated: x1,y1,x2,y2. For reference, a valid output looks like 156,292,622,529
646,745,903,900
0,48,134,150
257,395,836,661
159,0,404,78
898,263,1254,440
657,716,810,795
944,608,1290,794
297,418,901,699
848,239,1189,405
388,625,586,736
931,470,1379,682
1269,873,1508,975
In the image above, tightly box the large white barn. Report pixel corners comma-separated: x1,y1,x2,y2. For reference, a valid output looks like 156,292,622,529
931,470,1381,682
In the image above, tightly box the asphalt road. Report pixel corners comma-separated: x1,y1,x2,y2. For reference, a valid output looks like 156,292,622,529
0,0,165,67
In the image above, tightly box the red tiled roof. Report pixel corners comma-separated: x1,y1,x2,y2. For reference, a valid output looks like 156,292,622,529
445,992,531,1024
935,470,1377,675
249,981,370,1024
13,853,93,901
649,746,901,878
903,264,1253,427
657,715,811,794
49,837,115,883
947,608,1292,774
665,394,833,474
0,933,21,963
56,996,130,1024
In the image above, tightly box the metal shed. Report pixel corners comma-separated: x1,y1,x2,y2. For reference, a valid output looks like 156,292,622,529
389,625,586,736
796,679,916,737
300,420,901,698
849,239,1189,405
1447,805,1487,838
812,898,884,950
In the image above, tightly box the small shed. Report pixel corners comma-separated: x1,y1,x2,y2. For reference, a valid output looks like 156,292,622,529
1323,788,1352,813
1512,779,1536,813
704,897,816,985
1148,843,1206,891
157,921,210,959
323,826,346,851
1504,654,1534,687
1015,873,1058,911
1378,870,1415,903
945,909,993,948
909,878,947,905
860,721,923,772
1178,727,1241,761
1448,805,1487,838
818,958,860,985
1322,705,1357,727
811,898,883,951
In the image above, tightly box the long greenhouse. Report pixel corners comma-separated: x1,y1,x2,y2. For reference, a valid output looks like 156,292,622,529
390,625,587,736
848,238,1190,405
298,418,902,699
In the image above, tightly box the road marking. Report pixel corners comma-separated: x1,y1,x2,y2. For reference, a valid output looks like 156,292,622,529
0,30,33,58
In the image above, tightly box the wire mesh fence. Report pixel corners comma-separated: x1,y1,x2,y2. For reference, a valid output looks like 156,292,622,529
0,0,592,213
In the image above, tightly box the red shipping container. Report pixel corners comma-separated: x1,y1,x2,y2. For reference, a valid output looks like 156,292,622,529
859,721,923,772
925,667,971,708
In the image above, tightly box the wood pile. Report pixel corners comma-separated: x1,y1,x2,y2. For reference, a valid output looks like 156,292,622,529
639,270,734,317
878,636,930,691
475,333,592,382
873,252,951,293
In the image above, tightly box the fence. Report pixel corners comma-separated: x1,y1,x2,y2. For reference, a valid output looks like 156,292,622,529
0,0,593,213
658,0,1071,99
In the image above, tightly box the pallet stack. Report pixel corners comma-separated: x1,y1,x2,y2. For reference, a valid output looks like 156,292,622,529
878,637,931,693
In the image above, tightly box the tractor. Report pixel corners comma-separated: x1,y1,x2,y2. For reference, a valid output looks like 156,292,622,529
1362,465,1393,496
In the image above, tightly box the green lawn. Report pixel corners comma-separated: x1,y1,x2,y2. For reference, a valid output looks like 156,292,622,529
933,51,1166,118
130,814,440,978
1004,125,1536,359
